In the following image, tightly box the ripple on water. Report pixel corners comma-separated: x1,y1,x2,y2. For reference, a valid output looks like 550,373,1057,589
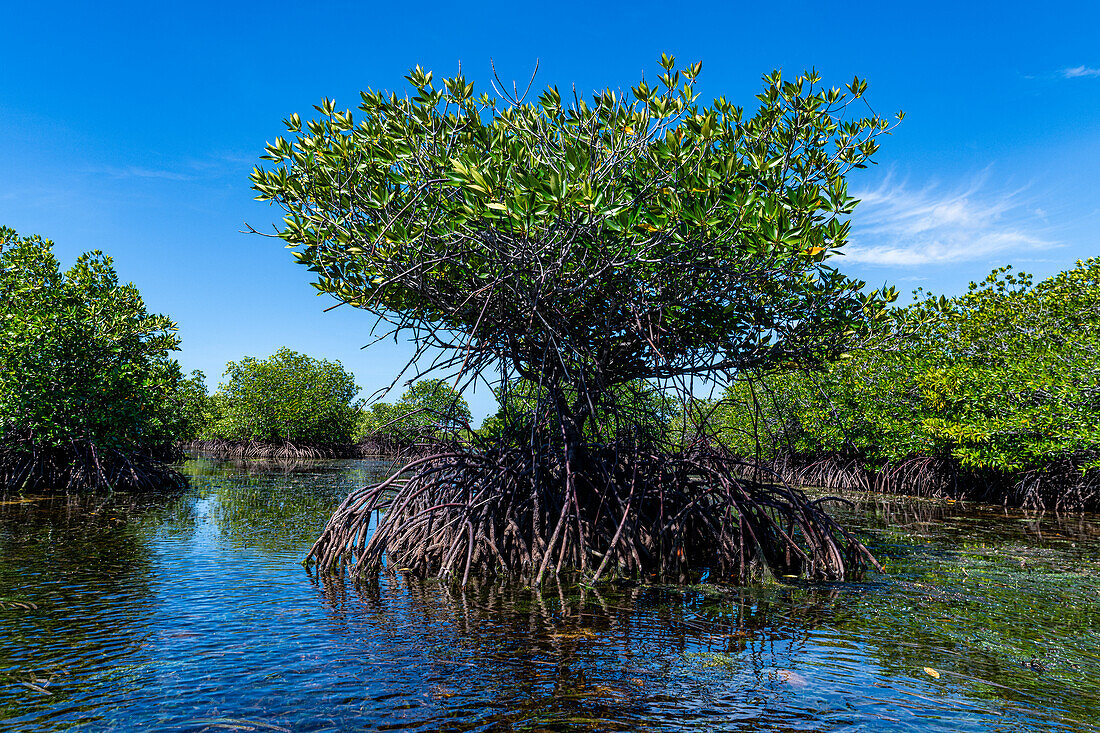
0,461,1099,731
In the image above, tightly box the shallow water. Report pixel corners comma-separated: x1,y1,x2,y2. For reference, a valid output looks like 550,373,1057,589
1,458,1098,731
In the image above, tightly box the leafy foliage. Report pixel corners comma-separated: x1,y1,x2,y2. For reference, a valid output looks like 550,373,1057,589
354,402,399,441
252,57,899,426
909,261,1100,472
714,259,1100,502
171,370,218,442
270,57,899,583
0,227,188,455
212,348,360,444
356,378,471,440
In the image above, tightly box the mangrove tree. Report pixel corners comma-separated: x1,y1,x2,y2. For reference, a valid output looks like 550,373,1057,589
0,227,189,491
252,57,901,584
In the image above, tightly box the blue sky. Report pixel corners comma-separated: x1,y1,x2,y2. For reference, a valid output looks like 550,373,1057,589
2,0,1097,420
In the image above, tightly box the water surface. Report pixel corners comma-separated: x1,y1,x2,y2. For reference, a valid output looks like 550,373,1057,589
1,458,1098,731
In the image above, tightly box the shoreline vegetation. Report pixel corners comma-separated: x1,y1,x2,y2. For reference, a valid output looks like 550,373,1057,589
1,435,186,493
3,242,1097,515
768,454,1099,512
180,436,410,461
0,227,194,494
708,257,1100,514
176,376,471,462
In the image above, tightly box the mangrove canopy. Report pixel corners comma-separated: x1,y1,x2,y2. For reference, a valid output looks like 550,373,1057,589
714,258,1100,510
211,347,361,445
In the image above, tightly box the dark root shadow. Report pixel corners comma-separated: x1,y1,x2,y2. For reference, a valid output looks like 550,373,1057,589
1,435,186,492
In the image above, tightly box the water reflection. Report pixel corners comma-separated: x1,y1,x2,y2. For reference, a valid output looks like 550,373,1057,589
309,573,846,731
0,460,1097,732
0,491,187,724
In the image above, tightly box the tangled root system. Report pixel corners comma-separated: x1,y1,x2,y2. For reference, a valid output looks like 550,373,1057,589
1,436,186,492
308,438,879,586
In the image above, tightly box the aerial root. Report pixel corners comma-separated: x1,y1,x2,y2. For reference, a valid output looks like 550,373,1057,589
307,442,879,585
772,452,1100,512
0,436,185,492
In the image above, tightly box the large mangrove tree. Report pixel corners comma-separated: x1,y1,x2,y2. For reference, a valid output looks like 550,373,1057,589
251,57,900,584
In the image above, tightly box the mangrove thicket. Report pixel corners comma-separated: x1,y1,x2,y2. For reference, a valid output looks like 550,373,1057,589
712,258,1100,511
0,227,190,491
181,348,365,459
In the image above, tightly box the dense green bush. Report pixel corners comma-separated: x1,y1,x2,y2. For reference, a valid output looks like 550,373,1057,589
171,370,219,442
211,348,360,444
910,261,1100,472
0,227,188,450
356,379,471,441
714,258,1100,484
0,227,190,489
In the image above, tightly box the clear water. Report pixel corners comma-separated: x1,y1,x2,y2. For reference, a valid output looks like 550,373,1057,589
1,458,1098,731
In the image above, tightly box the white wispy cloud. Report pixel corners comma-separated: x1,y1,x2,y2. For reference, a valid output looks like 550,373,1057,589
845,172,1051,266
95,153,254,182
1062,65,1100,78
101,165,194,181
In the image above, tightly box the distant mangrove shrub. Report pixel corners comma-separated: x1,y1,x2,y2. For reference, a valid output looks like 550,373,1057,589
171,369,218,442
211,348,360,444
715,259,1100,507
356,378,472,442
0,227,190,490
